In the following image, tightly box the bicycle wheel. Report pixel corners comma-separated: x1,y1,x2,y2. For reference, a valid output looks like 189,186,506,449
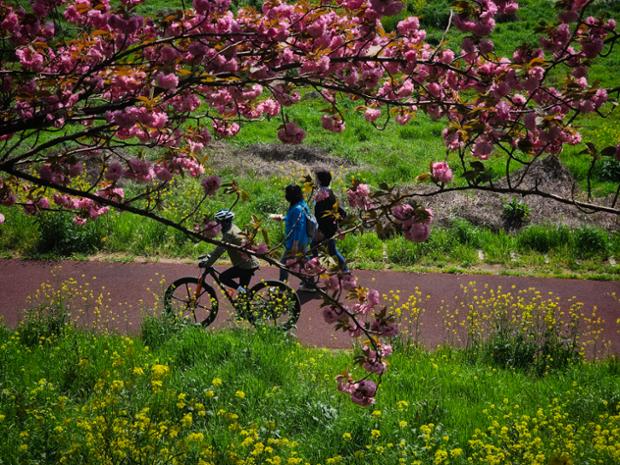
245,280,301,330
164,277,219,327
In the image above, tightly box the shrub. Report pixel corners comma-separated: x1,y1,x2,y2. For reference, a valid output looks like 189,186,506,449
18,300,70,347
574,226,610,258
441,283,606,374
516,225,571,253
36,212,105,256
450,219,482,248
502,198,530,230
140,313,188,350
594,158,620,182
386,235,419,265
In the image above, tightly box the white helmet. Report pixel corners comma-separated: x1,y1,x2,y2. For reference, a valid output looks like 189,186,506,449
214,209,234,222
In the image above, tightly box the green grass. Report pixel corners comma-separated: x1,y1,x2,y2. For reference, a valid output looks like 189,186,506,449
0,323,618,464
2,197,617,279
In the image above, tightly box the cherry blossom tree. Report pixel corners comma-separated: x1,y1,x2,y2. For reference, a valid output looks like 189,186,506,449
0,0,618,404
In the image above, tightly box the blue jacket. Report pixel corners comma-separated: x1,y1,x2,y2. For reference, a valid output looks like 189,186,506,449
285,200,310,251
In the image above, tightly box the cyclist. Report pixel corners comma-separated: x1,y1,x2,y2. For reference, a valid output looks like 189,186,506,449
199,210,259,293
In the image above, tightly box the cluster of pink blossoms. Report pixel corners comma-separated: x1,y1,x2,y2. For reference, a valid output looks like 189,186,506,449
277,122,305,144
392,203,433,243
337,376,378,406
347,184,372,210
316,273,397,405
431,161,453,184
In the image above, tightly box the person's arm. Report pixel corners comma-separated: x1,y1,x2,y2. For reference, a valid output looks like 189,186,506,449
200,245,225,268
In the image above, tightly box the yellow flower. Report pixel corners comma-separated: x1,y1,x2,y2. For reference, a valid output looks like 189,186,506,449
371,410,382,417
205,389,215,398
235,390,246,399
212,377,223,387
0,414,5,422
187,432,204,442
450,448,463,457
132,367,145,376
434,449,448,464
151,364,170,378
182,413,193,428
342,432,352,441
371,429,381,439
111,379,124,391
399,420,408,429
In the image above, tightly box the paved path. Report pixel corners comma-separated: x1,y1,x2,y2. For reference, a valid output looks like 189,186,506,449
0,259,618,354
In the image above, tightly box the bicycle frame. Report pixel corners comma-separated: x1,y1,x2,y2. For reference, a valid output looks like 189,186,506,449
195,266,250,312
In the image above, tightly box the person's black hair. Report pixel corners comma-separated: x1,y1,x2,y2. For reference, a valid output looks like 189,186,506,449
285,184,303,205
315,170,332,187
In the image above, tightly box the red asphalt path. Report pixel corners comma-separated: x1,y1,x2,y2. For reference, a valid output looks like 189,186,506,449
0,259,618,354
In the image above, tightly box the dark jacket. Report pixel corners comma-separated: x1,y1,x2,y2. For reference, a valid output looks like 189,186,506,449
314,187,342,238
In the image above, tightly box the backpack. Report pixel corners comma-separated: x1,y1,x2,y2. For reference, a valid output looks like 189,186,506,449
304,206,319,241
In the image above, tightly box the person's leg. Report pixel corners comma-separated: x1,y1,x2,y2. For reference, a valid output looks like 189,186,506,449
311,238,319,258
220,266,242,289
311,230,323,258
238,268,256,288
279,251,289,282
327,238,349,272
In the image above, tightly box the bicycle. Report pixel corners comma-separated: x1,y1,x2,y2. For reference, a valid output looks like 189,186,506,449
163,257,301,330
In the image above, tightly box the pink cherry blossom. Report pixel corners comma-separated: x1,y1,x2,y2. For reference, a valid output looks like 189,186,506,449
201,220,221,239
403,220,430,242
201,175,221,195
105,161,123,182
156,72,179,90
323,306,345,324
0,213,5,224
472,136,494,159
350,380,377,406
154,165,173,182
391,203,414,222
253,243,269,255
321,115,345,133
431,161,453,184
16,47,44,72
347,183,372,210
364,108,381,122
367,289,380,306
277,122,305,144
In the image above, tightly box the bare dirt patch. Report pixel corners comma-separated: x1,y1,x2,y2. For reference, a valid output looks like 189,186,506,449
207,141,357,177
418,156,618,231
209,141,617,231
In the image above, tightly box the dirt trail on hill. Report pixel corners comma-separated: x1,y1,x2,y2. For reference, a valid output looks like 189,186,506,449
0,259,618,355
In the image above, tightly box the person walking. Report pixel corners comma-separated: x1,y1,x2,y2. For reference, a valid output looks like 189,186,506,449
271,184,312,286
199,209,259,293
312,170,349,272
